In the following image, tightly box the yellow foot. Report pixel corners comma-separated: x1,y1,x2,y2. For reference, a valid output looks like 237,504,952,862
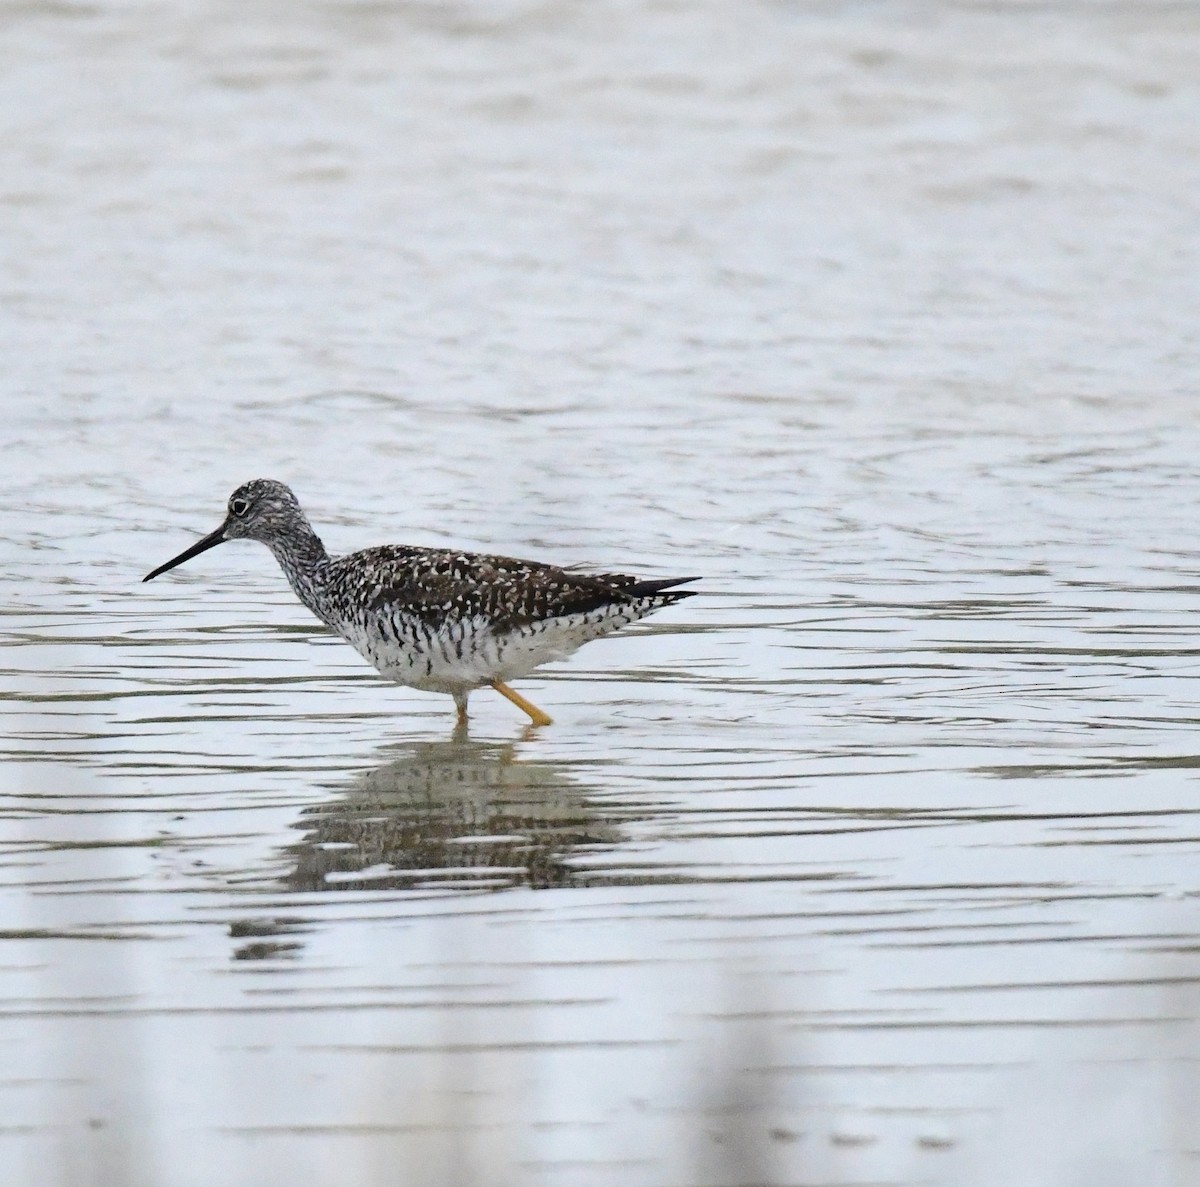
490,680,553,727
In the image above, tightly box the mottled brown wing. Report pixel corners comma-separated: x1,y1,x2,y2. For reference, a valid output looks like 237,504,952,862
335,546,667,631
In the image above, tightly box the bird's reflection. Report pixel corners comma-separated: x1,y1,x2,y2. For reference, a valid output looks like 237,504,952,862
281,732,625,893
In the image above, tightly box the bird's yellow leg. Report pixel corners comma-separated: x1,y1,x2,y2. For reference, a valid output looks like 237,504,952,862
490,681,553,727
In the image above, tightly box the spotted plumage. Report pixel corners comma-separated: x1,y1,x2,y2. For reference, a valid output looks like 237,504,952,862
143,479,698,726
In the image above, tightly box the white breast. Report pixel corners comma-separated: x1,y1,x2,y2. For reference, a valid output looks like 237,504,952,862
333,602,648,694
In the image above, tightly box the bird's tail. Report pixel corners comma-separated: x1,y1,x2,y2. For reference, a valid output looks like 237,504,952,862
626,576,701,601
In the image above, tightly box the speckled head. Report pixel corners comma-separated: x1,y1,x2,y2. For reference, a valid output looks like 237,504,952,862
221,479,309,543
143,479,315,581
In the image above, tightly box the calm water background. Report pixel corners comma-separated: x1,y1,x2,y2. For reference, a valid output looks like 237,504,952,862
4,1,1200,1184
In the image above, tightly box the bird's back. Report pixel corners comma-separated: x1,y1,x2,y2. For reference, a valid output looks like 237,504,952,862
318,545,696,693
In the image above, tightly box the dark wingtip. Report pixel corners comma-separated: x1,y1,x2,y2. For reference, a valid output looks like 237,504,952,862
628,576,702,598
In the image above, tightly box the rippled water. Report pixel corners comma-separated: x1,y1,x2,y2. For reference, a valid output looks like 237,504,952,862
5,1,1200,1184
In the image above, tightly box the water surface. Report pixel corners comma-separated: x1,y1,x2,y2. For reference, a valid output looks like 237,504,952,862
4,2,1200,1184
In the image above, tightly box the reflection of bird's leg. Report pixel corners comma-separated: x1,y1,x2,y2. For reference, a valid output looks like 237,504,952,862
490,681,553,727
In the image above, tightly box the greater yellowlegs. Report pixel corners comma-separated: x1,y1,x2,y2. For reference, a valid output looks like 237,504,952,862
143,479,697,727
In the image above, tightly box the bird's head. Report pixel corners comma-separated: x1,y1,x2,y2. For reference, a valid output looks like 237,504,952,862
143,479,308,581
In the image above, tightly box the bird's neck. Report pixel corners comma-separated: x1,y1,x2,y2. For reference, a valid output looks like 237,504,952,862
266,527,335,625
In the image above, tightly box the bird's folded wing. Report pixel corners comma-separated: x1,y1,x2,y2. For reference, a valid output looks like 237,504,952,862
336,546,647,631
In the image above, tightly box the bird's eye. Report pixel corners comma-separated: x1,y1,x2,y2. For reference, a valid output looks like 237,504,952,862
230,498,249,517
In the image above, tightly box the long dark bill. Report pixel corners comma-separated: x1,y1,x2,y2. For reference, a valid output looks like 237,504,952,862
142,522,229,582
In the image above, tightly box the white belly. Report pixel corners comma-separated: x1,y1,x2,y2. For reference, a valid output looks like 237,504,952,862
335,603,648,694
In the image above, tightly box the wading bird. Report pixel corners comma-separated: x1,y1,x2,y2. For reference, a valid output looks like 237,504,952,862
143,480,697,727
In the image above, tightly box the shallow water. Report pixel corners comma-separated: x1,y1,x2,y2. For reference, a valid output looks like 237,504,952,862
5,1,1200,1184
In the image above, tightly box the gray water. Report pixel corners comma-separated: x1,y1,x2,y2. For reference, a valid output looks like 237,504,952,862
5,2,1200,1184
